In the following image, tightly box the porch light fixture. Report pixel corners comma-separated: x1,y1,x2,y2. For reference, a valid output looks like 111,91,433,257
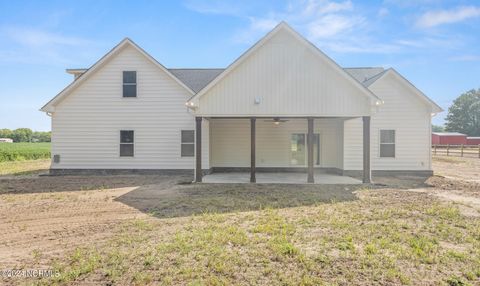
375,100,382,106
185,102,195,107
264,117,288,125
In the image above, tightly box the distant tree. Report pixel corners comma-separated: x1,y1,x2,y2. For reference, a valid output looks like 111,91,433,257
445,89,480,136
32,131,51,142
0,128,13,139
432,125,444,132
11,128,33,142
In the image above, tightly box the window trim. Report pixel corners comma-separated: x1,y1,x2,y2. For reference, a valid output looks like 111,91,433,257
122,71,137,98
379,129,396,158
180,130,195,157
289,132,321,166
119,130,135,157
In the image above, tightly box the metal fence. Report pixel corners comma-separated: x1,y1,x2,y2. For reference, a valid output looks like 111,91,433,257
432,144,480,158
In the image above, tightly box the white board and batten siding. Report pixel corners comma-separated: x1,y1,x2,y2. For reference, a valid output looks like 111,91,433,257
343,72,432,171
51,44,209,170
194,28,373,117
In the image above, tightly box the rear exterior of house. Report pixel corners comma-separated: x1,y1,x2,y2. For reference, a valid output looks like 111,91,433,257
41,22,442,183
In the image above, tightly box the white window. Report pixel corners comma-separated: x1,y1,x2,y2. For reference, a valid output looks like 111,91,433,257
123,71,137,97
120,130,134,157
181,130,194,157
380,130,395,158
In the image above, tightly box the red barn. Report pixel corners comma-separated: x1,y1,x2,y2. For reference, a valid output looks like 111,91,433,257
467,137,480,145
432,132,467,145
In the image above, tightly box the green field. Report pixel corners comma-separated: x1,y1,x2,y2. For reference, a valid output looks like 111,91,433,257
0,143,51,162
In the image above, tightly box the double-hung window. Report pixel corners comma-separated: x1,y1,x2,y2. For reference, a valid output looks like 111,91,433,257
181,130,194,157
379,130,395,158
120,130,134,157
123,71,137,97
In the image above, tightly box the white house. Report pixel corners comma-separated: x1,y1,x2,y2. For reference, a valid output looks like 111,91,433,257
41,22,442,183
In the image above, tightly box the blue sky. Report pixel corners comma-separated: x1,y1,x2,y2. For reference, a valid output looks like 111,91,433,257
1,0,479,131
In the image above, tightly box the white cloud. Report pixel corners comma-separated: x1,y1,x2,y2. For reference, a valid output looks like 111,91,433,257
417,6,480,28
183,0,255,16
301,0,352,16
0,26,95,65
3,27,91,47
378,7,389,17
231,0,363,45
185,0,470,55
307,14,360,39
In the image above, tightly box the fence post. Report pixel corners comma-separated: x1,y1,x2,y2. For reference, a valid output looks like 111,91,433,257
461,144,464,157
478,144,480,158
447,144,449,156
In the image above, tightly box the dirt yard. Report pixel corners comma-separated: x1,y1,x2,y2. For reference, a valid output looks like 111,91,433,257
0,156,479,285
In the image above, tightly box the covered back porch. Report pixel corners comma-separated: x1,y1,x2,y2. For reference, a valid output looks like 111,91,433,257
194,116,371,184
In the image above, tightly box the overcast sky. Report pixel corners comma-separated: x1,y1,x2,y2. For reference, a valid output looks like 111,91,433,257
1,0,479,130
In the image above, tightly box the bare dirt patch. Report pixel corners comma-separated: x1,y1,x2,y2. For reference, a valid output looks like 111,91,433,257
433,155,480,183
0,156,479,285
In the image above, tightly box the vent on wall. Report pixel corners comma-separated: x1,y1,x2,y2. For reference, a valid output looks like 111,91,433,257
53,154,60,163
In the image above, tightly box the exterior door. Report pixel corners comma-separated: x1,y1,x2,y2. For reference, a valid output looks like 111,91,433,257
291,134,306,165
290,133,320,166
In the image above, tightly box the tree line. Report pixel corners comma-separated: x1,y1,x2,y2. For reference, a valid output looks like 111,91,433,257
433,88,480,136
0,128,51,142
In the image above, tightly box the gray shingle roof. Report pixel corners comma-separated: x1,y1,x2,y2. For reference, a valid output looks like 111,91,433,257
168,69,224,93
168,67,386,93
343,67,385,86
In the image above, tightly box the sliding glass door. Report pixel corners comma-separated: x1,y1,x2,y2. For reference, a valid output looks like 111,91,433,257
290,133,320,166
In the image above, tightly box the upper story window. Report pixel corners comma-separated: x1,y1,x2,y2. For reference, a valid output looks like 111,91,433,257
380,130,395,158
123,71,137,97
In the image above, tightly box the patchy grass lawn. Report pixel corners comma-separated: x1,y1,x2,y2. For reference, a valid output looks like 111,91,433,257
0,159,50,176
33,190,480,285
0,156,479,285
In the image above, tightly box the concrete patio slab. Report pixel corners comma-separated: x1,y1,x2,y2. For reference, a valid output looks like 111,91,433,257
202,172,362,184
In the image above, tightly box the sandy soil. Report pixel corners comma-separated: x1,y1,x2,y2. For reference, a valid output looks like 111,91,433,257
0,175,187,268
0,155,478,275
432,155,480,183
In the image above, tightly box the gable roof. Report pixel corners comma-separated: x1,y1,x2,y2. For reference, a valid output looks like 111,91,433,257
368,68,443,113
40,38,195,112
187,22,382,105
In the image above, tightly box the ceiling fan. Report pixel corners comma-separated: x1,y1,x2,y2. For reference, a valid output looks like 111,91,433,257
264,117,289,125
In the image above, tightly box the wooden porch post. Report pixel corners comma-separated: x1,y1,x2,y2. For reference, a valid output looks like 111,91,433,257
307,117,314,183
250,117,256,183
195,117,202,182
362,116,371,183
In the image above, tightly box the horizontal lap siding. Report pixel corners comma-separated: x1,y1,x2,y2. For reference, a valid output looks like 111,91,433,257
343,73,431,171
51,45,207,170
210,118,343,168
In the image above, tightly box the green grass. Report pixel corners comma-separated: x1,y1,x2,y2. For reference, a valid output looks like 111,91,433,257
30,189,480,286
0,159,50,176
0,142,50,162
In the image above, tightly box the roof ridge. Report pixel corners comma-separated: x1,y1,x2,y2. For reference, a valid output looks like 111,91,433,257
168,68,225,70
343,67,385,69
